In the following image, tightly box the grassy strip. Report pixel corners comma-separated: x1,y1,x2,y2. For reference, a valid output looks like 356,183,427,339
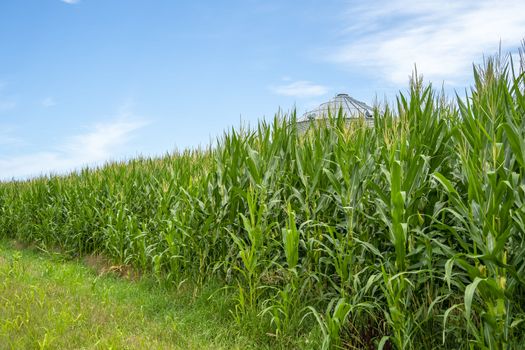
0,240,264,350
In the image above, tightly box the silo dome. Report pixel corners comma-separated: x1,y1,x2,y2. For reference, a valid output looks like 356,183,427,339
298,93,374,132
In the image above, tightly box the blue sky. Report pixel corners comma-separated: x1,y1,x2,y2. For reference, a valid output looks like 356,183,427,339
1,0,524,179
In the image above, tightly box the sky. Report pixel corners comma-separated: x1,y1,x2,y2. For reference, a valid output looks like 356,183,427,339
1,0,524,180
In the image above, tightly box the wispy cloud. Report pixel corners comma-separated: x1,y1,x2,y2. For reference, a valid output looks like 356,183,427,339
65,117,148,164
0,112,148,180
41,97,56,108
329,0,525,85
61,0,80,4
270,80,329,98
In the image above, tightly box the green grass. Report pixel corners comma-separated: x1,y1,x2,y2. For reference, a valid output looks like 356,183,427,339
1,49,525,349
0,240,262,350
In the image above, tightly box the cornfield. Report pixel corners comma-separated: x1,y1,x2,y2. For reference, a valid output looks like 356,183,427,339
1,53,525,349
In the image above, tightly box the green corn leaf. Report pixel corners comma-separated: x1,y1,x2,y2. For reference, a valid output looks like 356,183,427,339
465,277,485,320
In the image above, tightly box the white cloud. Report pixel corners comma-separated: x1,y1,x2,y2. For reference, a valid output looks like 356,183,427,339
41,97,56,108
61,0,80,4
270,80,329,98
65,118,147,164
0,113,148,180
329,0,525,85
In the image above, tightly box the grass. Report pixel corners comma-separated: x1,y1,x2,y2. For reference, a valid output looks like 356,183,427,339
1,49,525,348
0,239,262,350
